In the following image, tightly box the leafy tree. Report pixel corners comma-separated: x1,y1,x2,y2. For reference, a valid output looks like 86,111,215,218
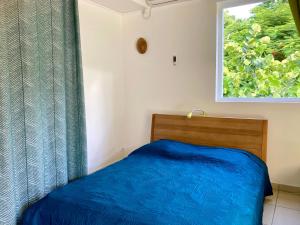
223,0,300,98
251,0,300,57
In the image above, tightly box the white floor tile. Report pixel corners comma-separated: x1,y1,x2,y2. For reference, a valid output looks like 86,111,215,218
277,191,300,211
263,204,275,225
265,190,278,205
273,207,300,225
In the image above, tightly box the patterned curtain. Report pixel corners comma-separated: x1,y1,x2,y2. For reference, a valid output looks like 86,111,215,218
0,0,87,224
289,0,300,34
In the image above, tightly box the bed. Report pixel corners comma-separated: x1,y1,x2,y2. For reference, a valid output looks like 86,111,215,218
22,114,272,225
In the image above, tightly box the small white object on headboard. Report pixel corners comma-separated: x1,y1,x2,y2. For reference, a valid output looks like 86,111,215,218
187,109,206,119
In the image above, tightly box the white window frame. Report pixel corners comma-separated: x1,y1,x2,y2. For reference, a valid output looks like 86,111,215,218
216,0,300,103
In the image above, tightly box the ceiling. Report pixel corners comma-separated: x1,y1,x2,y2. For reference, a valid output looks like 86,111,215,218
87,0,197,13
89,0,144,13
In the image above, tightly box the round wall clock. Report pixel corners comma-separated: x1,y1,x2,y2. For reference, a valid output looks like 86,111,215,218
136,38,148,54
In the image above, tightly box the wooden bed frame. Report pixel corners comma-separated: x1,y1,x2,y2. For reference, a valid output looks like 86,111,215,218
151,114,268,161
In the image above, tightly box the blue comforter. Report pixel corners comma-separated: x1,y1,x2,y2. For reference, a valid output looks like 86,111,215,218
22,140,272,225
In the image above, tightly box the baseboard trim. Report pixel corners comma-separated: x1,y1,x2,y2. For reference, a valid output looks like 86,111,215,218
272,183,300,193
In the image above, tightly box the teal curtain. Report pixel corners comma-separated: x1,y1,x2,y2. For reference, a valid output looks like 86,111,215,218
0,0,87,224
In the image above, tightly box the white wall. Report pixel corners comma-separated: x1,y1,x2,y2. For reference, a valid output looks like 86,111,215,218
122,0,300,187
78,0,300,186
78,0,126,173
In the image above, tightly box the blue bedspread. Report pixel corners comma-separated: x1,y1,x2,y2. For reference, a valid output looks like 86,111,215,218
22,140,272,225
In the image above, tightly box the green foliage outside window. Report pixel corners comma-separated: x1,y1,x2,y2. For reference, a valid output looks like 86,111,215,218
223,0,300,98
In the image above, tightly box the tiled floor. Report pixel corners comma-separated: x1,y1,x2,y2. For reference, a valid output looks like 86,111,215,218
263,184,300,225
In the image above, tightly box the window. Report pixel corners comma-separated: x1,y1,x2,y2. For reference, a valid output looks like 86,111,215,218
216,0,300,102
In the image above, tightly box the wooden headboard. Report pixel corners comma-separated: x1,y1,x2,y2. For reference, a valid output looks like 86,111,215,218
151,114,268,161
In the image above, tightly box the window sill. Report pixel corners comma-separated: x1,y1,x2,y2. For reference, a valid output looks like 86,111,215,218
215,97,300,103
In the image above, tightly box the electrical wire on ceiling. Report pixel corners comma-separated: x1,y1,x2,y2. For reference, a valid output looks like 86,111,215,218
142,0,153,19
142,0,186,19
